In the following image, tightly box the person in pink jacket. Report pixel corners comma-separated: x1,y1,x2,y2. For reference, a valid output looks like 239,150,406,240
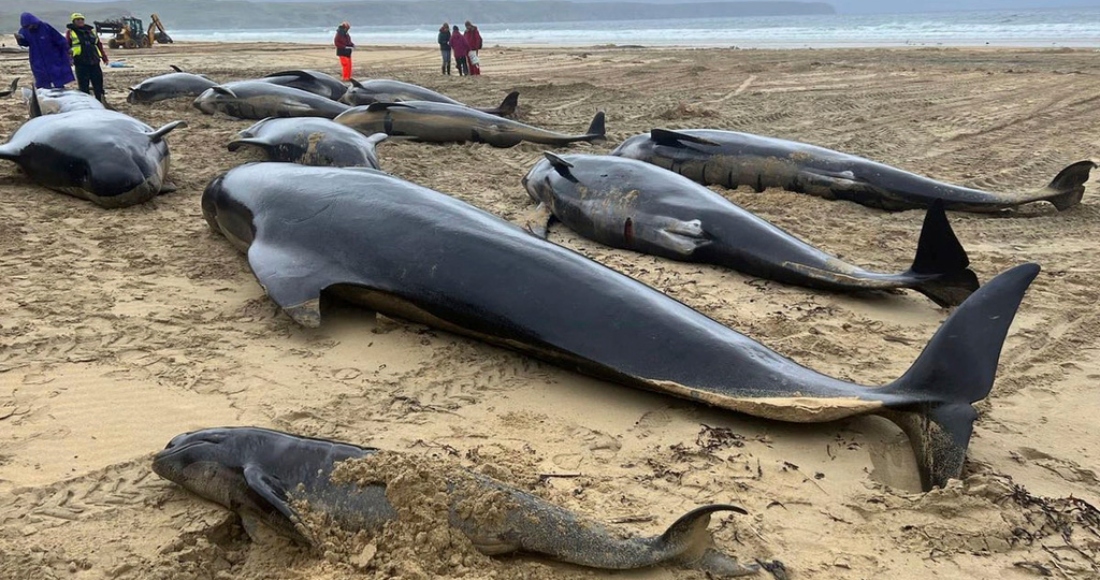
449,25,469,76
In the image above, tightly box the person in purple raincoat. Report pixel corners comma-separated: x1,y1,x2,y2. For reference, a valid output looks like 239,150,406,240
14,12,75,89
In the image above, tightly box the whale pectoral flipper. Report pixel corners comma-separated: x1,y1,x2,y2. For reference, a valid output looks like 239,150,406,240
242,464,312,544
211,86,238,98
227,137,268,153
656,218,710,255
148,120,188,143
795,167,861,193
544,152,574,173
521,203,555,239
247,241,334,328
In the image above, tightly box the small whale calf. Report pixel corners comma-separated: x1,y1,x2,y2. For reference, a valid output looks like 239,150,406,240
153,427,775,577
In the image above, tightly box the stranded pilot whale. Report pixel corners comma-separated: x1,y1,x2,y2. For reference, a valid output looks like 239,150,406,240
127,66,218,104
228,117,388,168
340,78,520,117
1,88,185,207
522,153,979,307
335,101,604,148
201,162,1040,490
260,69,349,101
193,81,350,120
612,129,1095,212
153,427,773,577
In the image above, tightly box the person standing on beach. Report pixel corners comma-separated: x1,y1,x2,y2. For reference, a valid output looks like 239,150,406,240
438,23,452,75
66,13,108,103
14,12,75,89
334,21,355,81
464,21,483,76
449,25,469,76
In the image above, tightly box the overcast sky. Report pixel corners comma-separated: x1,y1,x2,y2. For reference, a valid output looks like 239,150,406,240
62,0,1100,15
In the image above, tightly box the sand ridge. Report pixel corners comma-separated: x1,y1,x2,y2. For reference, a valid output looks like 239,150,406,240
1,42,1099,578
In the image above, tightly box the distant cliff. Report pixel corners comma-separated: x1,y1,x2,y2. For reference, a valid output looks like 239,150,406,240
3,1,835,34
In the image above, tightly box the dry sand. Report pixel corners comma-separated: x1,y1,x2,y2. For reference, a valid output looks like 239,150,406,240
1,42,1099,579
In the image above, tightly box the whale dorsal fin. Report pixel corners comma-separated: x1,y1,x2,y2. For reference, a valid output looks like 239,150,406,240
211,86,237,98
0,77,19,98
349,78,364,89
27,84,42,118
169,64,184,73
266,70,312,80
650,129,719,147
365,102,413,113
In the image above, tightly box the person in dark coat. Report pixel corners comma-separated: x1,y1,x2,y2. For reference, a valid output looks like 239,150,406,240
437,23,451,75
334,21,355,81
14,12,75,89
65,13,109,103
449,25,469,76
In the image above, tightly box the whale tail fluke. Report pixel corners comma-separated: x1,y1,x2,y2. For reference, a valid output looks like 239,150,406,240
652,505,766,577
882,262,1039,490
906,199,980,307
1043,160,1095,211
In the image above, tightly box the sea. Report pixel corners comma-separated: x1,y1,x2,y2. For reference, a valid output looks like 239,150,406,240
169,6,1100,49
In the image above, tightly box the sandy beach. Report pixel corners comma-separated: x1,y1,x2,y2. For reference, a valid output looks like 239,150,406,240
1,41,1098,579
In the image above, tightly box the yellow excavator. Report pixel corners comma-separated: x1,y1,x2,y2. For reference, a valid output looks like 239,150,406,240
149,14,173,45
93,14,173,49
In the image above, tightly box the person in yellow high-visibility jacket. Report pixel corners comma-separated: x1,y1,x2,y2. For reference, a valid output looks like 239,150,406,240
66,13,109,103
